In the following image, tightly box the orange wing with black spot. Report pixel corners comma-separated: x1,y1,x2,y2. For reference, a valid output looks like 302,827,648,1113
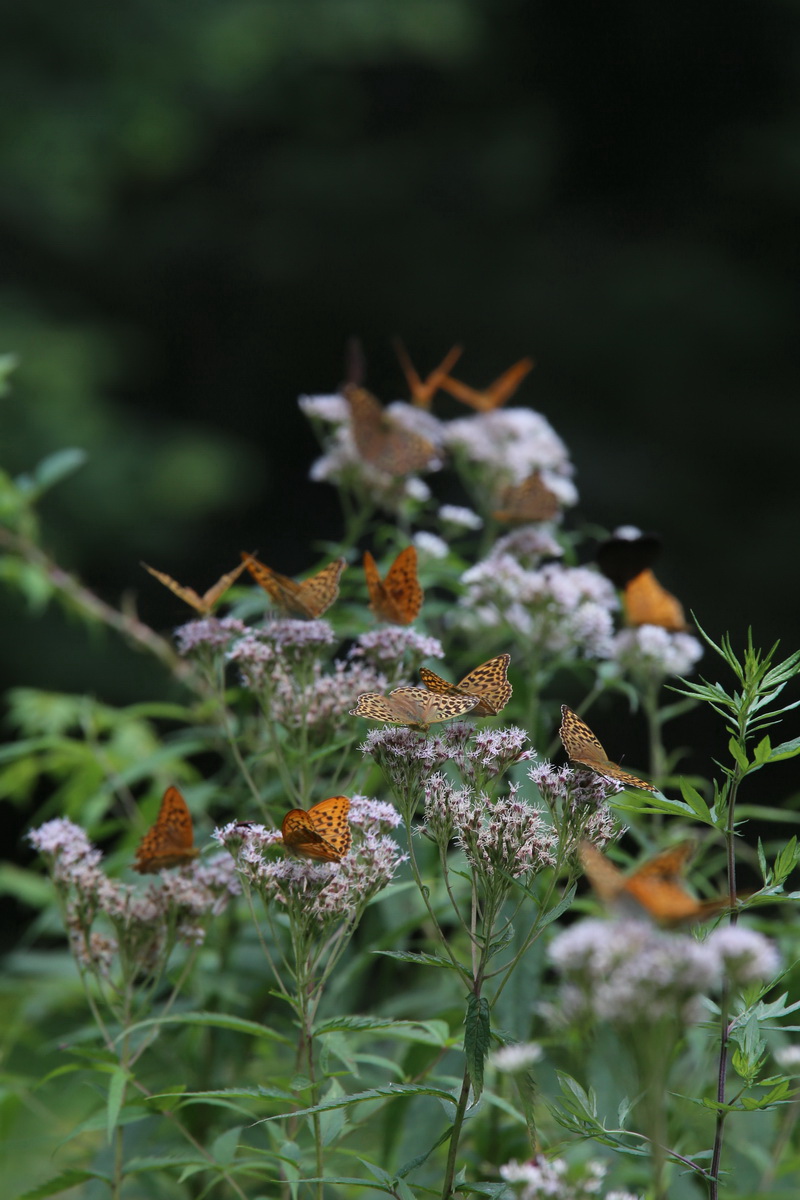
134,786,199,873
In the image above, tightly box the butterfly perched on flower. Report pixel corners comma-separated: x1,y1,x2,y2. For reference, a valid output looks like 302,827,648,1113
578,839,731,925
133,786,200,874
596,529,688,632
363,545,423,625
281,796,351,862
492,473,560,524
419,653,512,717
393,339,464,410
439,357,534,412
142,560,248,614
351,686,480,731
343,384,438,475
241,553,346,618
559,705,657,793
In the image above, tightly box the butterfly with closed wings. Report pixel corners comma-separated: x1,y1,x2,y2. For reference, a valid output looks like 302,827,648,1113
559,705,657,793
241,553,346,619
281,796,351,862
363,546,423,625
142,560,248,615
419,653,512,717
133,786,200,874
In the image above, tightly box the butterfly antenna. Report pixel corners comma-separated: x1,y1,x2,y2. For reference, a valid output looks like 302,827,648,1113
343,336,367,387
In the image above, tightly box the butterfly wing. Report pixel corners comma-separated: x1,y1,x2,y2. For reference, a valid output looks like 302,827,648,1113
440,358,534,412
493,474,560,523
623,569,688,632
381,546,423,624
296,558,346,618
345,385,437,475
581,840,728,925
351,687,479,729
134,786,199,873
282,796,351,862
457,654,512,715
200,559,250,609
559,705,656,793
142,564,205,613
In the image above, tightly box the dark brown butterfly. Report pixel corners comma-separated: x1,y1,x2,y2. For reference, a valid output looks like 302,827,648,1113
578,840,732,925
281,796,351,862
241,553,346,618
393,339,464,409
559,705,657,793
492,473,560,523
440,357,534,412
133,786,200,873
363,546,423,625
142,560,248,614
419,653,512,717
344,385,438,475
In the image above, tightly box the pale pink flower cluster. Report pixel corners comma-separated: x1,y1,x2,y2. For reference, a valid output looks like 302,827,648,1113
175,617,247,655
548,919,779,1028
441,724,533,788
29,820,239,976
458,558,617,659
259,658,389,736
421,776,556,883
490,1042,543,1071
359,728,454,810
443,408,575,493
438,504,483,530
216,797,406,928
350,627,445,669
500,1155,638,1200
611,626,704,681
528,762,618,850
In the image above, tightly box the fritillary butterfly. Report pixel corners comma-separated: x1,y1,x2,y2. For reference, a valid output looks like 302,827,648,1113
344,384,438,475
363,545,423,625
492,473,560,523
559,705,657,793
142,560,248,615
578,840,731,925
622,570,688,633
419,653,512,717
351,686,479,731
393,339,464,409
281,796,351,862
133,786,200,874
241,553,346,618
439,357,534,412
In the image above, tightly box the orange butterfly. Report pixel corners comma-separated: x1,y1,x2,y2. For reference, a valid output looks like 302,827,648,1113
363,546,423,625
419,653,512,717
579,840,731,925
344,384,438,475
351,686,480,731
241,553,345,618
133,786,200,874
623,569,688,633
281,796,351,862
492,473,560,523
440,357,534,412
559,705,657,793
142,560,248,615
393,339,464,409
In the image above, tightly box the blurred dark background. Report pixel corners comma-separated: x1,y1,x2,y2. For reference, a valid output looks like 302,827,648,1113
1,0,798,717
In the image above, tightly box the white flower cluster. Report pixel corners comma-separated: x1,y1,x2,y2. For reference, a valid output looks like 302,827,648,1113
501,1155,639,1200
611,626,704,681
443,408,575,490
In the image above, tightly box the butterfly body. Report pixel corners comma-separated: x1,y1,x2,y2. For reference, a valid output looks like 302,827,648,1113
419,653,512,717
363,546,423,625
579,840,730,925
281,796,351,862
344,385,437,475
142,560,248,614
351,686,479,730
133,786,199,874
559,705,657,793
492,473,560,523
241,553,345,618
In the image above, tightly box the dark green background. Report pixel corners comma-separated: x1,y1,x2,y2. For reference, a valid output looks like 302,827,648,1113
1,0,798,705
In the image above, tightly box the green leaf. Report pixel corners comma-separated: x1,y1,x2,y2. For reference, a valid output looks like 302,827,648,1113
211,1124,241,1167
16,1170,111,1199
31,448,88,496
256,1083,460,1124
106,1066,128,1142
767,736,800,764
610,790,703,821
464,995,491,1101
728,738,750,771
373,948,467,973
121,1011,290,1044
313,1015,451,1046
678,780,713,822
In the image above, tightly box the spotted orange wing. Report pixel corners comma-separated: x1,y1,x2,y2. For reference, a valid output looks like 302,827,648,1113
281,795,351,862
579,840,730,925
492,473,560,523
142,560,248,614
393,340,464,409
363,546,423,624
241,553,345,618
419,653,512,717
623,569,688,632
344,385,438,475
351,686,479,731
439,357,534,412
559,705,657,793
133,786,200,874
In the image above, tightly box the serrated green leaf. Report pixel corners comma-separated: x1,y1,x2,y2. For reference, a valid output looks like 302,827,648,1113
16,1169,111,1199
373,948,467,973
464,995,490,1101
256,1083,459,1124
768,736,800,763
313,1015,450,1045
121,1011,290,1044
